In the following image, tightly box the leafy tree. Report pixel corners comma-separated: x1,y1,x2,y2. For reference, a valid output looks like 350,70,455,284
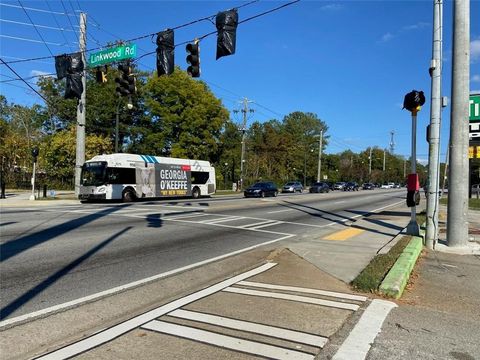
142,68,230,161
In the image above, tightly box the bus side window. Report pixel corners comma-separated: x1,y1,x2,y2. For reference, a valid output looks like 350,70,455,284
191,171,209,184
107,168,136,184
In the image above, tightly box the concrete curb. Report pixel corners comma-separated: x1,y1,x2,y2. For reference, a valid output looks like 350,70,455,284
379,235,423,299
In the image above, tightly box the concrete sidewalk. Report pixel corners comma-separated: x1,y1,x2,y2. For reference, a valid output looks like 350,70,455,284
0,190,80,207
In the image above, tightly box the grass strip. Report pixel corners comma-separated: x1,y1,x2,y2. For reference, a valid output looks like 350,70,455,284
351,235,411,293
440,197,480,210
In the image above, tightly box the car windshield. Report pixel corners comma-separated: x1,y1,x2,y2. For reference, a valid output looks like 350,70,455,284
251,183,268,188
285,182,295,186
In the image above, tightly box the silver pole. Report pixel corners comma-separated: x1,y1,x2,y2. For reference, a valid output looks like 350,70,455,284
426,0,443,249
115,97,121,153
369,147,372,177
447,0,469,247
407,113,420,235
29,161,36,201
74,13,86,197
317,130,323,182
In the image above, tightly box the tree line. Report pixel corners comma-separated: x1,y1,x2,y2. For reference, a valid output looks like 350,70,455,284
0,65,425,190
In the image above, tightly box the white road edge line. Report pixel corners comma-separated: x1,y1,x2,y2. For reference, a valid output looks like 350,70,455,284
142,320,315,360
0,235,293,330
237,281,367,302
222,287,359,311
332,299,397,360
168,309,328,347
34,263,277,360
267,209,295,214
251,221,284,230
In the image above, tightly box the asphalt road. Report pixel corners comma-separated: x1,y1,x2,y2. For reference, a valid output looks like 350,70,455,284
0,189,406,321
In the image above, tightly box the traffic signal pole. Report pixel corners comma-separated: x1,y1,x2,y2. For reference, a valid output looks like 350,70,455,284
425,0,443,249
75,12,86,197
447,0,470,248
406,111,420,236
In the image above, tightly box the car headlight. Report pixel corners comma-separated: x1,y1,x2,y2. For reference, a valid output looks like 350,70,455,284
253,189,261,192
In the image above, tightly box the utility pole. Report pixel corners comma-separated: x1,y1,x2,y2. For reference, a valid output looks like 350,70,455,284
426,0,444,249
236,98,254,191
383,149,386,172
115,97,121,153
74,12,86,197
441,146,449,196
389,130,395,154
447,0,469,248
317,130,323,182
369,147,372,177
404,158,407,179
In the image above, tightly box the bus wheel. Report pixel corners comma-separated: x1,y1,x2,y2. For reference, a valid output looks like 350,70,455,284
122,189,136,202
192,187,200,199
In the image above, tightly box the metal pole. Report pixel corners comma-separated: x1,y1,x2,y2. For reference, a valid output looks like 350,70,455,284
369,147,372,177
383,149,386,172
240,98,248,190
426,0,443,249
447,0,469,247
407,113,420,235
29,161,36,201
115,97,121,153
317,130,323,182
403,158,406,179
74,13,86,197
441,146,449,196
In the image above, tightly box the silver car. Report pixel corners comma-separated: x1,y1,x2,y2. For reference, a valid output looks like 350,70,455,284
282,181,303,193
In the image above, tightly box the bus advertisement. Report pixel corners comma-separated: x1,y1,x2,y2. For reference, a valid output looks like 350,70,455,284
79,153,215,202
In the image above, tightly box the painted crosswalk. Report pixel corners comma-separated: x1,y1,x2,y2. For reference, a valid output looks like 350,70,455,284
35,263,372,360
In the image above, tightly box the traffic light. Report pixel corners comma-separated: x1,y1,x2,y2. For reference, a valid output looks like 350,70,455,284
32,147,39,163
156,29,174,76
216,9,238,60
403,90,426,113
95,66,108,83
186,41,200,78
115,63,135,96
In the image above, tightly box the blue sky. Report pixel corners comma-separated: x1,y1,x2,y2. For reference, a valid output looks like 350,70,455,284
1,0,479,162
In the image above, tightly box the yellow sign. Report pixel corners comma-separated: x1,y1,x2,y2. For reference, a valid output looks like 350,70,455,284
469,146,480,159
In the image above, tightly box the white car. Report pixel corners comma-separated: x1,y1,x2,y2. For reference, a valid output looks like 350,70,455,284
381,183,392,189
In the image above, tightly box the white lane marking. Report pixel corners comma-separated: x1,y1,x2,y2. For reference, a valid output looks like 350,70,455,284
161,213,207,220
332,299,397,360
142,320,314,360
252,221,284,230
238,220,279,228
34,263,277,360
334,201,346,204
1,235,293,329
199,216,242,224
237,281,367,302
268,209,295,214
222,287,359,311
168,309,328,348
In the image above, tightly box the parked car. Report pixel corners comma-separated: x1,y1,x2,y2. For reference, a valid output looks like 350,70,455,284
282,181,303,193
326,181,335,191
334,182,346,190
309,182,330,193
343,182,359,191
362,183,375,190
244,182,279,198
381,183,392,189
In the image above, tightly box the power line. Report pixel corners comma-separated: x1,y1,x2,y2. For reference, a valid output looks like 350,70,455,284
18,0,55,56
0,58,48,103
0,34,68,46
2,0,298,65
0,54,53,65
0,19,76,32
0,2,76,16
60,0,79,39
46,0,75,52
0,72,55,83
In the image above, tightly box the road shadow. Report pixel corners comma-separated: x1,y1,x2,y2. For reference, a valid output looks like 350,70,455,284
0,227,132,320
0,205,130,262
0,222,17,227
279,200,355,225
146,214,163,228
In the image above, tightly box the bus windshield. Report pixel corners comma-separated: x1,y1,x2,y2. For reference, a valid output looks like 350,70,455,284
81,161,107,186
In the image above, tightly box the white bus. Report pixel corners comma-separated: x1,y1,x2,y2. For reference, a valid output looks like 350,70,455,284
79,153,216,202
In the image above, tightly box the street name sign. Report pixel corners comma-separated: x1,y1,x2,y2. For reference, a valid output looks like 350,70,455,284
470,93,480,122
88,44,137,67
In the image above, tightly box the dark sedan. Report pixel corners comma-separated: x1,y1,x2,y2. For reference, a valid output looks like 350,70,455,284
344,182,359,191
244,182,279,198
309,182,330,193
362,183,375,190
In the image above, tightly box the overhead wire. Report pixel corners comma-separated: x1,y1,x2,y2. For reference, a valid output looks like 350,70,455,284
46,0,75,52
3,0,298,65
18,0,55,56
0,2,76,16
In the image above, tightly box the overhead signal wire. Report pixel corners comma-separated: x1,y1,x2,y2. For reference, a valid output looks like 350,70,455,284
0,72,55,83
0,34,67,46
2,0,294,65
0,54,53,65
46,0,75,52
18,0,55,56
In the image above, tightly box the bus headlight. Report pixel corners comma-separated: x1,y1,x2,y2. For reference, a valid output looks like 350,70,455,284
97,186,106,193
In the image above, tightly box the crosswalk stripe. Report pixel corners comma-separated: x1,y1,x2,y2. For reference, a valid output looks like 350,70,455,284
142,320,315,360
199,216,242,224
237,281,367,302
222,287,359,311
238,220,278,228
251,221,284,229
168,309,328,347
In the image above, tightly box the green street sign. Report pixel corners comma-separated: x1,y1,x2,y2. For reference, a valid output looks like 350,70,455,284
88,44,137,67
470,93,480,122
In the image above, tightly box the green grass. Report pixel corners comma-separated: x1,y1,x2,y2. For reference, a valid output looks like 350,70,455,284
213,190,241,196
351,235,411,293
440,197,480,210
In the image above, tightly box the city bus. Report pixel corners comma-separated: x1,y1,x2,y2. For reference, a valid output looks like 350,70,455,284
79,153,216,202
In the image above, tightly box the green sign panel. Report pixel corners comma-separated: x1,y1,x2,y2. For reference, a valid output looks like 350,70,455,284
88,44,137,67
470,94,480,122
